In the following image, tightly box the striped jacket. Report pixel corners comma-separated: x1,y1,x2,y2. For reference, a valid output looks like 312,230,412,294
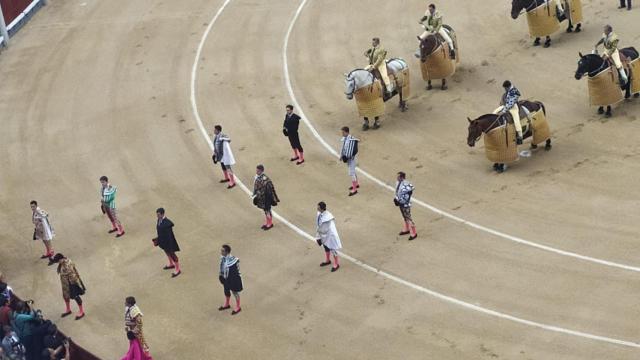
340,135,359,160
395,180,414,207
101,185,117,209
502,86,521,111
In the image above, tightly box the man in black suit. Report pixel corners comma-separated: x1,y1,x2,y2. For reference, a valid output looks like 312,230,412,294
154,208,181,278
283,105,304,165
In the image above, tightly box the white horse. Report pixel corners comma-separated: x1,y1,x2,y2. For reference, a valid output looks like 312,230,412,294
344,58,409,130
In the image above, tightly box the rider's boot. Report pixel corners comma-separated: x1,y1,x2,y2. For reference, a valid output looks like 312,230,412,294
516,133,523,145
386,83,394,95
618,68,628,85
449,48,456,60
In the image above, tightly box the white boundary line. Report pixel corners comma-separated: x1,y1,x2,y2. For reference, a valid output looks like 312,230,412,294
189,0,640,349
281,0,640,274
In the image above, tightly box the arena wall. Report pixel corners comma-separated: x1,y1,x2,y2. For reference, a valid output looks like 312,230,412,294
0,0,46,47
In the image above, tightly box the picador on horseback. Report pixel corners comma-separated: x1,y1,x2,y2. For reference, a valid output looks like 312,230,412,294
417,3,455,60
364,37,393,96
594,25,628,85
496,80,533,145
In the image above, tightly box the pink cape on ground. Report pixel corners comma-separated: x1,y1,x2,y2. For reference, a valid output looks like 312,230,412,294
121,339,153,360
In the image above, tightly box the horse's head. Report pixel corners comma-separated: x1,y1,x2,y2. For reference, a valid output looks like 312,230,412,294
575,52,604,80
511,0,528,19
418,36,437,62
344,72,355,100
467,117,483,147
344,69,373,100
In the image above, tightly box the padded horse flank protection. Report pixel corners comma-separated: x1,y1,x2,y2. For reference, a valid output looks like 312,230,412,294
619,47,639,70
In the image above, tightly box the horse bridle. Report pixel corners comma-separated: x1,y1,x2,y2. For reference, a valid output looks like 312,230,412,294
345,70,374,96
471,116,502,144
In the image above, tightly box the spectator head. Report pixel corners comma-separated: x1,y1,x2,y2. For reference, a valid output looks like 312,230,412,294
372,37,380,46
30,200,38,211
317,201,327,212
256,164,264,175
14,301,25,313
429,4,436,12
502,80,511,89
156,208,165,219
47,323,57,335
604,24,612,34
1,296,8,307
397,171,406,181
341,126,350,136
214,125,222,134
125,296,136,307
3,325,11,336
51,253,65,264
0,272,5,283
99,176,109,186
286,104,294,112
221,244,231,256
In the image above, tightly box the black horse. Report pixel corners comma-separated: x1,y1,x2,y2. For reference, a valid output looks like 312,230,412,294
574,48,639,117
511,0,582,48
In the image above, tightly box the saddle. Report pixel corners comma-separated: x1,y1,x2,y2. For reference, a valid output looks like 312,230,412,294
497,106,532,135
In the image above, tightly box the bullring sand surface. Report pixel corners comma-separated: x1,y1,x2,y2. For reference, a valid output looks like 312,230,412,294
1,0,639,359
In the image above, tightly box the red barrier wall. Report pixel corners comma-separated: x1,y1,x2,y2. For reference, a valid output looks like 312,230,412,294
1,0,35,25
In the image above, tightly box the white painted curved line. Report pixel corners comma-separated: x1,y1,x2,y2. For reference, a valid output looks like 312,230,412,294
189,0,640,349
281,0,640,274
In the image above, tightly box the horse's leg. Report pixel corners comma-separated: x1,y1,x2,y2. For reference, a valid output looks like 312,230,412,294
625,81,631,99
545,139,552,151
398,89,408,112
635,93,640,98
597,106,604,114
372,117,381,129
544,36,551,48
531,143,538,149
605,106,612,118
575,23,581,33
497,164,505,173
426,80,433,90
362,117,370,131
567,17,573,32
493,163,499,171
533,37,541,46
441,79,448,91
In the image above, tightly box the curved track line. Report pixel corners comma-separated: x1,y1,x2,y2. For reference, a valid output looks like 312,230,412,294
189,0,640,349
281,0,640,274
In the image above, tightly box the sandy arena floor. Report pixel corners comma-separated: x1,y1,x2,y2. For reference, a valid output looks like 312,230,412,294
1,0,639,359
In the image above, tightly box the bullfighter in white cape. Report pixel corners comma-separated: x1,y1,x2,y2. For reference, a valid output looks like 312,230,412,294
212,125,236,189
315,202,342,272
30,200,55,260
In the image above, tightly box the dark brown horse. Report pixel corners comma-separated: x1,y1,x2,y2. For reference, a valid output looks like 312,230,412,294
467,100,552,172
418,25,457,90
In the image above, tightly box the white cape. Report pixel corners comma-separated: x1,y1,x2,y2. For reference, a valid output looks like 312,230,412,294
315,211,342,250
222,140,236,166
